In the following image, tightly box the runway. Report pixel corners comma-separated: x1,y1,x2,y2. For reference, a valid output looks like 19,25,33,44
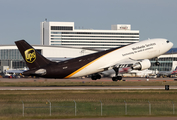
0,77,177,90
0,77,176,82
0,86,177,90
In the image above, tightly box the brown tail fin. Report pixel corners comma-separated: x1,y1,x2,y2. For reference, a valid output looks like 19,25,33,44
15,40,52,70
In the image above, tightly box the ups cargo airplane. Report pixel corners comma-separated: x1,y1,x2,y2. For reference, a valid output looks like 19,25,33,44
15,38,173,81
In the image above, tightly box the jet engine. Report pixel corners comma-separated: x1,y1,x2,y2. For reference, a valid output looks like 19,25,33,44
131,59,151,70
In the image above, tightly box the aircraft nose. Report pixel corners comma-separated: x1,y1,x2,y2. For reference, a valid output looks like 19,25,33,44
170,42,173,48
168,41,173,48
166,40,173,48
160,40,173,54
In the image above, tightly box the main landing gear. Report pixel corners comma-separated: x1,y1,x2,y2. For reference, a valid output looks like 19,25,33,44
112,67,122,81
91,73,101,80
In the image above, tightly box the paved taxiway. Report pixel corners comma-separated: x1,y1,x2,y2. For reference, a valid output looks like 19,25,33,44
0,86,177,90
58,117,177,120
0,77,176,82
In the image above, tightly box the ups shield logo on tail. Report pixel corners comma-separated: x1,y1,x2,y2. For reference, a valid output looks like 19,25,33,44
24,48,36,63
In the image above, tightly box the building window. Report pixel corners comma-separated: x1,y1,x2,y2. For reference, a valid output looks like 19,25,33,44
51,26,73,30
51,32,61,34
51,38,61,40
51,41,61,43
51,35,61,37
62,32,139,35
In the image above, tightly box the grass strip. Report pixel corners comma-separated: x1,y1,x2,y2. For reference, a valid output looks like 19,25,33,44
0,89,177,119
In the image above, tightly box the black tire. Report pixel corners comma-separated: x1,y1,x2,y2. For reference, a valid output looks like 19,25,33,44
97,74,101,79
112,77,118,81
155,62,160,66
117,76,122,80
91,76,97,80
91,74,101,80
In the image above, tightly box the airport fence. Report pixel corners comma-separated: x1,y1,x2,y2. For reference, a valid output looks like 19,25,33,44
0,100,176,117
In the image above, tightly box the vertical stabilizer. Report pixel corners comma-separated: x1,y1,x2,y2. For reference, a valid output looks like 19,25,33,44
15,40,52,70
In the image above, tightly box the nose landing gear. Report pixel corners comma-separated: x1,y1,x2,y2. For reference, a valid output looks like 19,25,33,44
155,57,160,66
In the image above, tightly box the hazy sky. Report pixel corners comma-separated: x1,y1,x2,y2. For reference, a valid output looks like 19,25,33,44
0,0,177,47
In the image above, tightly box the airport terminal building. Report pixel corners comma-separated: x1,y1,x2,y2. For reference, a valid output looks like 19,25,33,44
150,48,177,71
41,21,139,50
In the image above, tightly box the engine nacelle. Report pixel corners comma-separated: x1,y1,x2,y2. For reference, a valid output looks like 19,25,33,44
131,59,151,70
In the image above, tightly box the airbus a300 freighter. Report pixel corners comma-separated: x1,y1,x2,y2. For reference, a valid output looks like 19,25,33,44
15,38,173,81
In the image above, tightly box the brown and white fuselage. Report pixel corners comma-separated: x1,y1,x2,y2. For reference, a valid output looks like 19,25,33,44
15,38,173,79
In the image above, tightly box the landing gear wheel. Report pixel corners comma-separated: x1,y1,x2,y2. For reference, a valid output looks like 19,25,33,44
155,57,160,66
117,76,122,80
97,74,101,79
112,77,118,81
112,76,122,81
91,76,97,80
91,74,101,80
155,62,160,66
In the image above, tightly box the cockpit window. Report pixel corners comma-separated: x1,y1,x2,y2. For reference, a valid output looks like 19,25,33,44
166,41,169,43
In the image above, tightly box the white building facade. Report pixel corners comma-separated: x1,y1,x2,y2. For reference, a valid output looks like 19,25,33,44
41,21,139,50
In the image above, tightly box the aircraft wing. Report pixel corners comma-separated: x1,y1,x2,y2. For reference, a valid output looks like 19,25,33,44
100,58,152,78
99,57,151,71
